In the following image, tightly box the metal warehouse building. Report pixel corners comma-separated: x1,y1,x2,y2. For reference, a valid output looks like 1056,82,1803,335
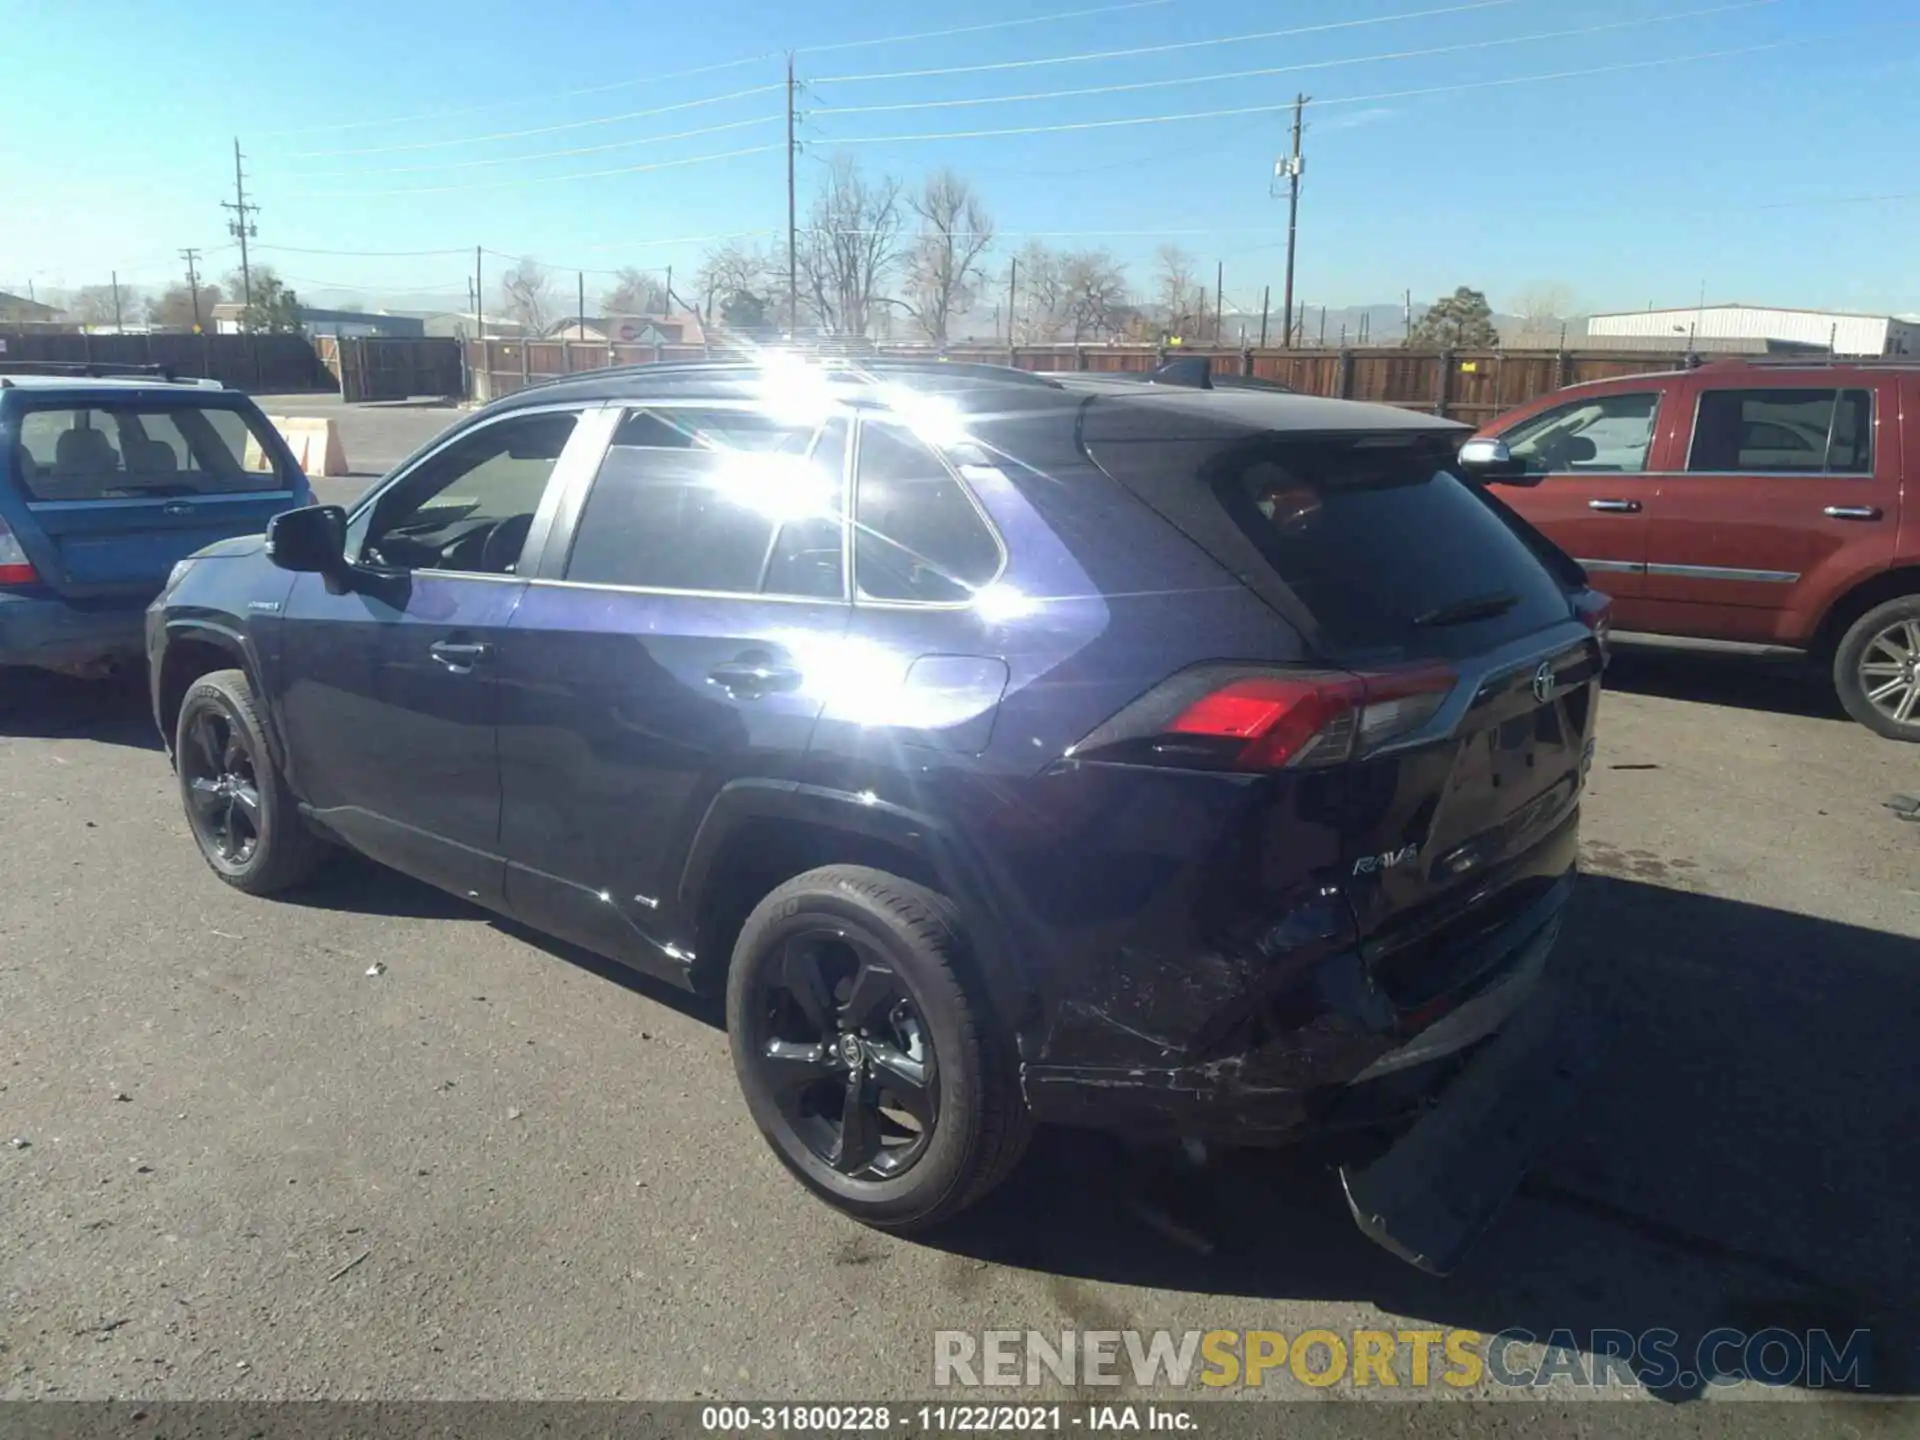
1584,304,1920,357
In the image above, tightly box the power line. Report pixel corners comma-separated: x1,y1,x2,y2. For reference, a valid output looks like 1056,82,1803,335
257,0,1169,141
252,243,475,258
810,0,1526,84
279,143,782,199
281,83,785,160
259,56,782,139
283,115,782,178
813,28,1905,146
810,1,1777,115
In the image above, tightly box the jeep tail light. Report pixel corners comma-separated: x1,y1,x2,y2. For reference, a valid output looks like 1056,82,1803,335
1067,662,1457,772
0,515,37,587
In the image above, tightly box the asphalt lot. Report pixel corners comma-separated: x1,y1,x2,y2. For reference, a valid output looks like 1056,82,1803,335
2,399,1917,1413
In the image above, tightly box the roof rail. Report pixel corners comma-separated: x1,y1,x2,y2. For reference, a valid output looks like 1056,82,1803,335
505,353,1064,400
0,360,188,382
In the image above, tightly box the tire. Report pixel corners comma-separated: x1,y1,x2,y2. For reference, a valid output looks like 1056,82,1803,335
725,865,1031,1232
1834,596,1920,741
175,667,330,894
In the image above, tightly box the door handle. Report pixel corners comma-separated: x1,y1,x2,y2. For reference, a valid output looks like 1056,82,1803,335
707,658,802,699
429,639,494,671
1824,505,1882,521
161,501,194,516
1587,499,1642,513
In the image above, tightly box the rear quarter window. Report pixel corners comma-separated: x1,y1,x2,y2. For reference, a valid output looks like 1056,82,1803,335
11,402,284,502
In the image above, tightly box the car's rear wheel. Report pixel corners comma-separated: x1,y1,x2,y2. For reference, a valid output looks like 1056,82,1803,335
176,668,329,893
1835,597,1920,741
725,865,1030,1231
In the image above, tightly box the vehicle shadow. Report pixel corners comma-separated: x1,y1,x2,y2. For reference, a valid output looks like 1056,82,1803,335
0,667,161,750
1602,644,1843,722
928,873,1920,1399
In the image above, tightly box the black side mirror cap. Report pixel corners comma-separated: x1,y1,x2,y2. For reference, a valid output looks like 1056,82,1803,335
266,503,349,575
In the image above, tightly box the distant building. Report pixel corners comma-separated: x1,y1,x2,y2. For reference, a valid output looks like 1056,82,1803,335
0,290,60,325
548,312,706,346
422,311,531,340
1585,304,1919,358
209,302,424,338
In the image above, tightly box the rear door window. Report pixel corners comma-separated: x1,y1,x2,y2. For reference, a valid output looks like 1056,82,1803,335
13,403,284,502
852,421,1002,603
564,408,847,599
1687,388,1873,474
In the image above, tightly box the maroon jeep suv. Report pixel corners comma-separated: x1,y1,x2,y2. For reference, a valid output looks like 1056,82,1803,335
1478,359,1919,739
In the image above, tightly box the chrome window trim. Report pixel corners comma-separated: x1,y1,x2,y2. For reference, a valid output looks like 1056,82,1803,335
849,416,1009,610
344,400,611,572
1574,558,1644,575
544,400,856,602
25,488,295,512
1683,385,1876,478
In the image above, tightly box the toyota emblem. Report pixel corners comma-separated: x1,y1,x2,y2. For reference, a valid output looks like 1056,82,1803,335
1531,662,1556,705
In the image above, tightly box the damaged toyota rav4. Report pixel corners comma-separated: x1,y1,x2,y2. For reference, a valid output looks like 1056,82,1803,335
147,359,1608,1273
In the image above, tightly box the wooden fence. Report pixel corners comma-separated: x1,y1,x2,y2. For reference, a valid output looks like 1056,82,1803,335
466,337,1717,424
0,331,333,392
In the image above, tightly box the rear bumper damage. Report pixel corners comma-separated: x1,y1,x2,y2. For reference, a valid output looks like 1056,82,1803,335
1021,865,1592,1266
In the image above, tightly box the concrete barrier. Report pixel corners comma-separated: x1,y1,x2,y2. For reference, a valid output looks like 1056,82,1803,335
251,415,351,477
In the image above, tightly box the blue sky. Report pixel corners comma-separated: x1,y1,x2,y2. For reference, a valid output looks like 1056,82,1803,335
2,0,1915,317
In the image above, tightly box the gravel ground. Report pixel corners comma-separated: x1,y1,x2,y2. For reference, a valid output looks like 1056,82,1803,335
0,402,1916,1416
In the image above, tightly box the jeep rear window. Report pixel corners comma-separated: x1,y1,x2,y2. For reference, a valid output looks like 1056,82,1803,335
1084,412,1575,660
13,403,285,502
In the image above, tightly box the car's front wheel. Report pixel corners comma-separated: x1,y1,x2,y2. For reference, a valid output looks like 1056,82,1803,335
1835,596,1920,741
725,865,1030,1231
176,668,329,893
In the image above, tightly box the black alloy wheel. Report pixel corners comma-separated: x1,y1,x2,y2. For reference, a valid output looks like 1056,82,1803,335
181,704,263,868
746,928,938,1180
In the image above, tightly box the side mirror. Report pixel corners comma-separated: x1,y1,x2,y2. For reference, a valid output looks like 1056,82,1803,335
266,504,348,575
1457,437,1540,486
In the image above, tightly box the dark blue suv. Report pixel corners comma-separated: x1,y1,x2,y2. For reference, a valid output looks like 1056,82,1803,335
147,359,1608,1271
1,368,309,676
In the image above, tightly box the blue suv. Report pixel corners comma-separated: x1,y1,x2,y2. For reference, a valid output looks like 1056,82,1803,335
0,366,310,677
147,359,1608,1271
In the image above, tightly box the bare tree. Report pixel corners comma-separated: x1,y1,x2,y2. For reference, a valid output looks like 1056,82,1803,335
1059,249,1130,343
147,281,222,331
1513,281,1577,329
796,156,904,337
903,169,994,346
601,266,667,316
71,284,127,327
1011,239,1067,342
1153,244,1204,340
501,257,555,333
695,242,767,319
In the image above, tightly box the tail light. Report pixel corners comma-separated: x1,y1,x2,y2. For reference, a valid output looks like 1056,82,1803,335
0,515,37,587
1067,662,1458,772
1575,589,1612,665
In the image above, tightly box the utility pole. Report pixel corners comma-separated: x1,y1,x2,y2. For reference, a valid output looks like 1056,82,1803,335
223,138,261,319
786,52,799,339
179,248,204,332
1318,306,1327,347
1278,93,1308,351
1214,261,1224,346
1259,284,1270,347
1006,256,1018,351
664,264,673,317
111,271,123,332
578,272,585,338
475,246,484,343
